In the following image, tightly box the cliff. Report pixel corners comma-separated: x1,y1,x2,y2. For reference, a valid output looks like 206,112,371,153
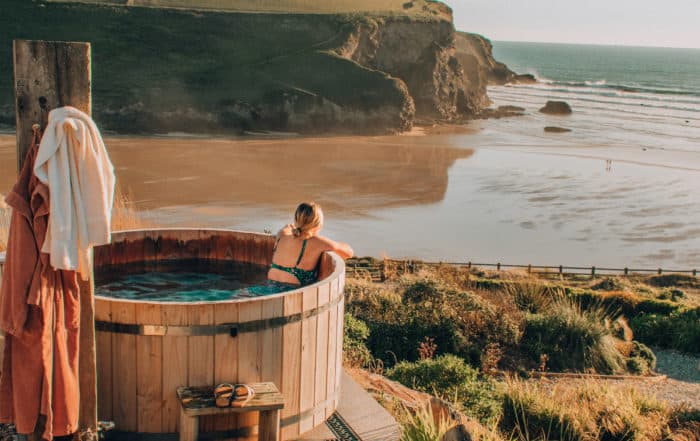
0,0,517,134
455,32,536,85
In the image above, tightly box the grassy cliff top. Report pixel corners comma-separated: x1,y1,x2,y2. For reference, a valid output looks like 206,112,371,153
2,0,450,132
48,0,452,17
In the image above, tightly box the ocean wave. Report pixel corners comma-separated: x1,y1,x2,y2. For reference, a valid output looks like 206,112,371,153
490,91,700,115
515,75,700,98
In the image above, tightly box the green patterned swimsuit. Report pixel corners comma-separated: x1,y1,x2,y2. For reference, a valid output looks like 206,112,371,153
270,238,318,286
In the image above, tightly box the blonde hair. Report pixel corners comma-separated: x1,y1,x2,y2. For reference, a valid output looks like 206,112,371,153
293,202,323,237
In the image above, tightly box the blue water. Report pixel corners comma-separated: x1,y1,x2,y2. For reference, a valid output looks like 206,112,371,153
95,260,296,302
492,42,700,98
487,42,700,154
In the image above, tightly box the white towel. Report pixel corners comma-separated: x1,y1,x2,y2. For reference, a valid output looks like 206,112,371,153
34,106,115,279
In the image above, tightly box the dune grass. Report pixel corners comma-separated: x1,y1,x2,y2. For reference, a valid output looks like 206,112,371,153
501,379,700,441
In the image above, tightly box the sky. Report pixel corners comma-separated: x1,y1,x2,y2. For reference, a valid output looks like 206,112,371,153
450,0,700,49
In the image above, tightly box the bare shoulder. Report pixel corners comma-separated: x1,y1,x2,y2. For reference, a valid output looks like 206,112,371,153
278,224,294,237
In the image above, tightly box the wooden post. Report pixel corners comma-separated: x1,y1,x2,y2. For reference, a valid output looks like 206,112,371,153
13,40,97,441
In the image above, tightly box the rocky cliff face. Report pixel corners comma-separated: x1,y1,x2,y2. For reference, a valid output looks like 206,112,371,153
455,32,535,86
336,16,490,122
0,0,520,134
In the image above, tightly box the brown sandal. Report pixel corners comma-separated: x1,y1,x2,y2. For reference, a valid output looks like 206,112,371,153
214,383,255,408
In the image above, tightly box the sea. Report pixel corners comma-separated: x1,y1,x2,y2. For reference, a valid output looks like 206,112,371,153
489,41,700,154
1,42,699,270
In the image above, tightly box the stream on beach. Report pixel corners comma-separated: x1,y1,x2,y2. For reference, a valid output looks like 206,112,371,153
1,108,698,270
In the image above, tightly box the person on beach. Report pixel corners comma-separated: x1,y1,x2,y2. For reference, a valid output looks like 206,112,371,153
268,202,353,286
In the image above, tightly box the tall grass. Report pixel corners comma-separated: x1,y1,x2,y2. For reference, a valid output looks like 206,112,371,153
521,299,625,374
0,188,150,253
505,281,562,313
110,187,152,232
500,379,696,441
399,403,451,441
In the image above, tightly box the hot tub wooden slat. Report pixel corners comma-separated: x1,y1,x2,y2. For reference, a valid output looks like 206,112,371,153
213,303,240,432
326,289,338,419
281,291,303,440
237,300,263,440
187,304,215,433
299,286,319,434
313,283,330,426
161,304,189,433
335,278,345,394
136,303,163,433
95,300,113,422
112,301,138,431
261,297,284,388
94,229,345,440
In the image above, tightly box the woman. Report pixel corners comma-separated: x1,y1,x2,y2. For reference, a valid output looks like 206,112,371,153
268,202,353,286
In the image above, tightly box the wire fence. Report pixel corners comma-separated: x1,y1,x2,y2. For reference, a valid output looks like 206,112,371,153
1,253,697,285
346,257,699,282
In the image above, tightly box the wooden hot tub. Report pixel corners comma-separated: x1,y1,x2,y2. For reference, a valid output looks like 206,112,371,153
92,229,345,440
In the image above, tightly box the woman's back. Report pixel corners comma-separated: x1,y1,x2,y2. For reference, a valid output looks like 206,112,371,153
267,203,353,286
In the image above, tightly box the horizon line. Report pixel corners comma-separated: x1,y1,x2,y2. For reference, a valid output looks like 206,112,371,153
488,38,700,50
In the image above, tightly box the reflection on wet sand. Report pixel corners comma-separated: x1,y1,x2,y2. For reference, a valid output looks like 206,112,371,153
0,134,473,217
104,135,472,215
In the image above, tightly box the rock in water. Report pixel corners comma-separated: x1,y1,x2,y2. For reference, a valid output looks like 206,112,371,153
540,101,572,115
513,73,537,84
544,126,572,133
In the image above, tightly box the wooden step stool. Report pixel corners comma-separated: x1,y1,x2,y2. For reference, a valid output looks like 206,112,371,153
177,382,284,441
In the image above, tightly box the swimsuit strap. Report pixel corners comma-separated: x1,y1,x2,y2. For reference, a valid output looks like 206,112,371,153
295,239,307,267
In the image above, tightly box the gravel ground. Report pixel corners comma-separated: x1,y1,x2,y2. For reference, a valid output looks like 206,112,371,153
653,348,700,383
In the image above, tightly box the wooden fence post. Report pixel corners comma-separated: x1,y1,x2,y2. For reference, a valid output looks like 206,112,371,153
13,40,97,441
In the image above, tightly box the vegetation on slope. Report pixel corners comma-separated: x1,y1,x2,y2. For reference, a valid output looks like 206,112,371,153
344,262,700,440
1,0,458,133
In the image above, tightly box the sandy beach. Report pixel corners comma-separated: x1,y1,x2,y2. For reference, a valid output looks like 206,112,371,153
2,118,698,269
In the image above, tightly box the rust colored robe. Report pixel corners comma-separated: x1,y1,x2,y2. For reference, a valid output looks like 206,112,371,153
0,141,80,440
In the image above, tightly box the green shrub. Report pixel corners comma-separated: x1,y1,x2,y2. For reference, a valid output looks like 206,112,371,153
646,274,698,288
630,308,700,354
505,281,559,313
354,279,520,366
343,313,372,367
521,300,625,373
591,277,627,291
656,289,685,301
626,356,649,374
566,288,680,318
387,355,502,424
629,341,656,370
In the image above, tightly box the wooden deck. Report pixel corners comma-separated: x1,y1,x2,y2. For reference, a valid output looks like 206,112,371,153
295,370,400,441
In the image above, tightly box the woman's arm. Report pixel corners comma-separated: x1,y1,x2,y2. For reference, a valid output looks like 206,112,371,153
316,236,354,259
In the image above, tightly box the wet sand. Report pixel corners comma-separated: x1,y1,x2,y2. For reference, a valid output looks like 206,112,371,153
1,126,698,269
